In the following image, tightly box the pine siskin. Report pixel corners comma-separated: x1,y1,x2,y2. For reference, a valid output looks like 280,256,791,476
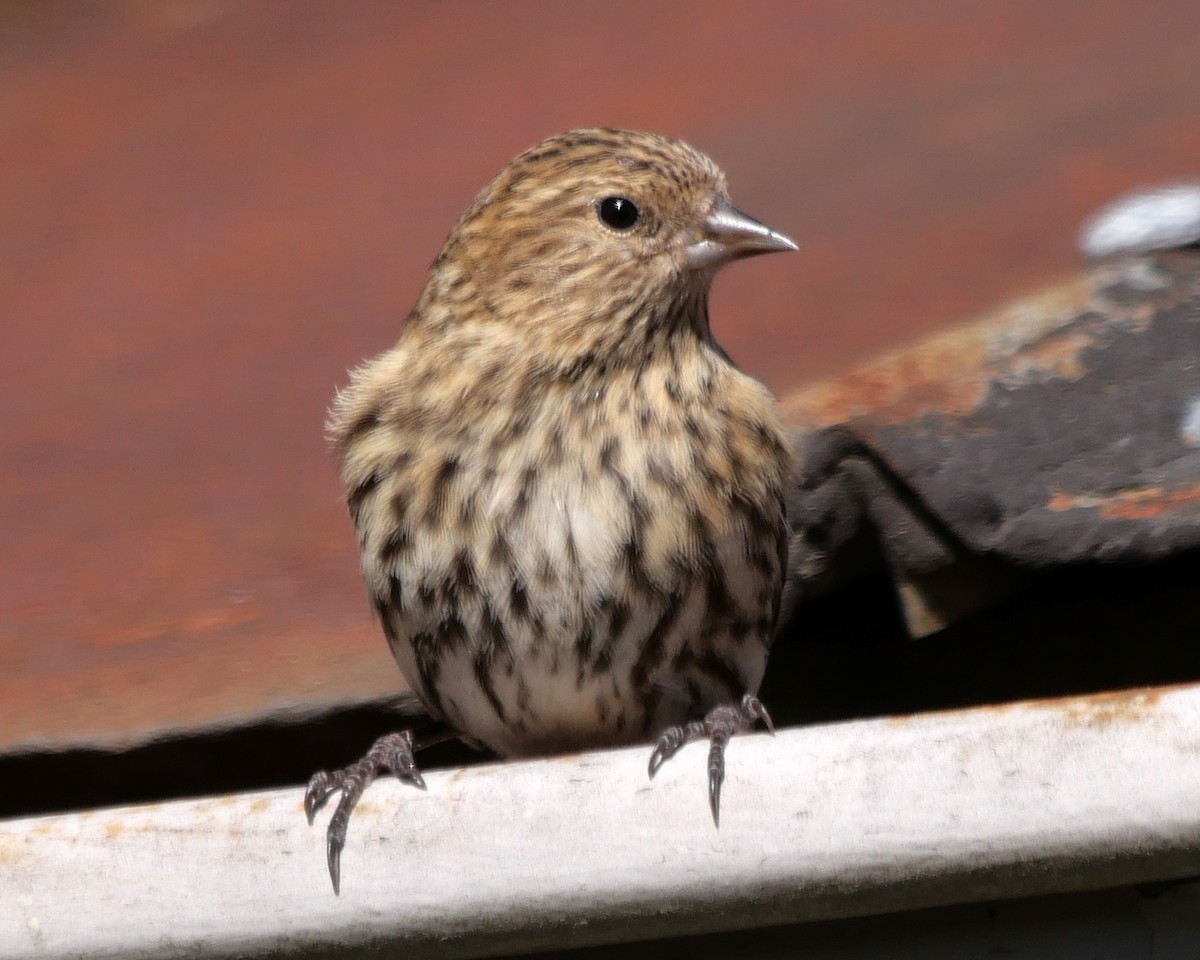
305,128,797,892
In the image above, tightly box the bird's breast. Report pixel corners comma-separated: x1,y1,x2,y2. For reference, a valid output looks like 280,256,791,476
351,358,788,757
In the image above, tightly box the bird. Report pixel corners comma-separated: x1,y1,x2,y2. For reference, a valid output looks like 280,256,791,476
305,128,797,893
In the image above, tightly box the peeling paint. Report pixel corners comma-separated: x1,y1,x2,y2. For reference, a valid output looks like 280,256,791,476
1047,482,1200,521
1056,689,1166,729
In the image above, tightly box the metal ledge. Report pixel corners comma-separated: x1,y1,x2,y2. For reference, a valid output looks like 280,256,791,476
3,683,1200,959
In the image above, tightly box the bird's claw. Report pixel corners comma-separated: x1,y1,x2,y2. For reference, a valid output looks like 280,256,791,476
647,694,774,828
743,694,775,736
647,724,691,778
303,729,426,895
304,770,335,824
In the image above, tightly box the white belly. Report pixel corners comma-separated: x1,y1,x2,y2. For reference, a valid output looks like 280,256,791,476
382,455,773,757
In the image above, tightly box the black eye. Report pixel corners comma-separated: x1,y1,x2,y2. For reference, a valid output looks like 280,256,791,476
598,196,639,230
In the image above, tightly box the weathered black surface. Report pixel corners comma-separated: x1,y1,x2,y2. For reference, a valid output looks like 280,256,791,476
784,249,1200,634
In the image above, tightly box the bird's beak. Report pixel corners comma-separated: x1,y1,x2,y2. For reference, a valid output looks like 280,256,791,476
684,197,799,270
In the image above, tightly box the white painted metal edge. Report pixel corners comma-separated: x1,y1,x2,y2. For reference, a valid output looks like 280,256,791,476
3,684,1200,959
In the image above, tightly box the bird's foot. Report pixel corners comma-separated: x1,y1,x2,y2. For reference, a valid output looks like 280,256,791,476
647,694,774,827
304,729,426,895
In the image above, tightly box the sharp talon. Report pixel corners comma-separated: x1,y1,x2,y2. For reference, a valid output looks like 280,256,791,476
647,735,667,779
708,759,724,828
648,744,665,779
327,833,344,896
758,704,776,736
708,732,728,829
304,773,329,825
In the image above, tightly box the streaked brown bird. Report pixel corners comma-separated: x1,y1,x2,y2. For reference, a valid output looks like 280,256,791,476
306,128,797,892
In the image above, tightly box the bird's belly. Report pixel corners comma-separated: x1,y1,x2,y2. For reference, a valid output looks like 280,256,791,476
384,462,775,757
395,585,769,758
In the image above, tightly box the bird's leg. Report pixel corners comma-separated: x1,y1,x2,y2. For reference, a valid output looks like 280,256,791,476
647,694,774,827
304,724,457,894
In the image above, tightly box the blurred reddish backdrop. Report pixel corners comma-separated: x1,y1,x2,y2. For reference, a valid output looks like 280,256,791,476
3,0,1199,753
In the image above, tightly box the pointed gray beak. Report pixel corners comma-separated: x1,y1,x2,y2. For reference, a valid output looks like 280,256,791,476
685,197,799,270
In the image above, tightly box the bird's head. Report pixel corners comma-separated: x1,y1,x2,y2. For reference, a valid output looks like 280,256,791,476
418,129,796,358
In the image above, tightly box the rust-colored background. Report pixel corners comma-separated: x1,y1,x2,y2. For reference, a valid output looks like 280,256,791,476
3,1,1200,755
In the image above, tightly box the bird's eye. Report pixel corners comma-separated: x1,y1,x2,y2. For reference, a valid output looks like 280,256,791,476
598,196,639,230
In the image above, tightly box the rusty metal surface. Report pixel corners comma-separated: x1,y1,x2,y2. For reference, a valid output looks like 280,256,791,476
4,1,1200,754
782,249,1200,634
